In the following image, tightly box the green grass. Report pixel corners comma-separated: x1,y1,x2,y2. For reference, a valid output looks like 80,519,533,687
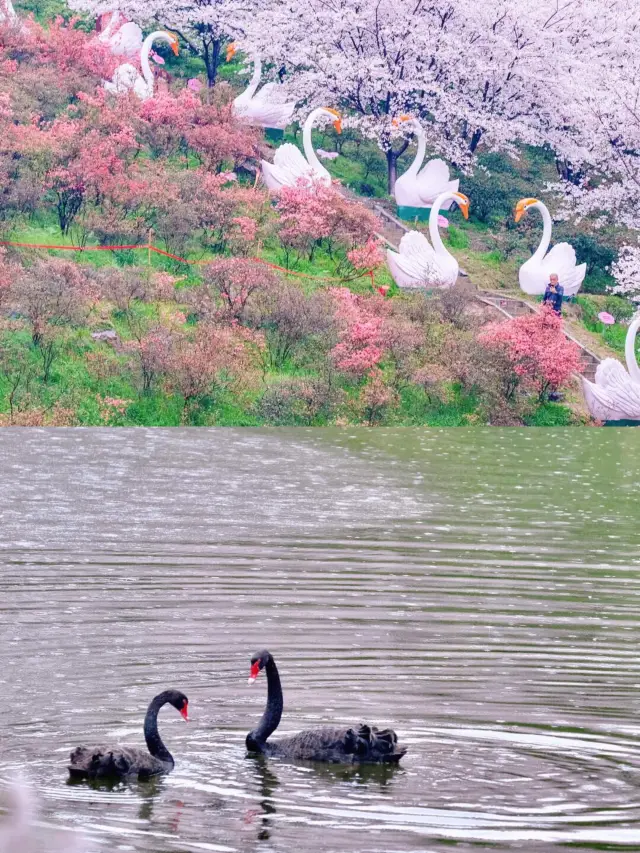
397,384,484,426
524,403,574,427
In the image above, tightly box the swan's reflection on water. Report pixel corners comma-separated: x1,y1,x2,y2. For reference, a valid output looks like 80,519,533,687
247,756,279,841
245,750,405,841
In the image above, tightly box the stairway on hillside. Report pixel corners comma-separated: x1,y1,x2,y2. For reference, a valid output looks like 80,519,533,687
476,293,601,381
339,185,602,383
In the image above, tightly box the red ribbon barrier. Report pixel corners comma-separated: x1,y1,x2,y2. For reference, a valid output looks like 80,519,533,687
0,240,375,285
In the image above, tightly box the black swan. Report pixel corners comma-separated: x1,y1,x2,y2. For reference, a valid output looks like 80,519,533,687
246,650,406,764
68,690,189,781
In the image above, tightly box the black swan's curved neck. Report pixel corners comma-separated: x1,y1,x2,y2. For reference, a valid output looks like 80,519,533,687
144,692,174,764
252,657,283,743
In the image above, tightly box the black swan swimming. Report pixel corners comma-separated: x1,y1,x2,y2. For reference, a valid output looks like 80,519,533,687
68,690,189,781
246,650,406,764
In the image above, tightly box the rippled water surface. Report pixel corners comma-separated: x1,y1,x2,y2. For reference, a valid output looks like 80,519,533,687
2,428,640,851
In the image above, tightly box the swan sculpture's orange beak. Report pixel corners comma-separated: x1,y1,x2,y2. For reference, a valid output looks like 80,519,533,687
248,661,261,684
324,108,342,134
169,35,179,56
180,702,189,721
453,192,470,220
515,197,538,223
226,42,237,62
392,114,412,127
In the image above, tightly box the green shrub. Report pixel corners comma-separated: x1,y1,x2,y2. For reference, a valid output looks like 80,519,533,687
570,233,616,276
16,0,69,21
582,270,614,295
577,295,600,329
602,324,628,353
482,250,504,267
525,403,574,426
604,295,634,323
465,171,518,225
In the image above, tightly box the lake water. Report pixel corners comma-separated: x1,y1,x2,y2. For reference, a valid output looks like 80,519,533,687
1,428,640,852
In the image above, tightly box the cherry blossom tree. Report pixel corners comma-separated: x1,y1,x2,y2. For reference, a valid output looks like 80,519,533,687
330,287,389,377
68,0,256,86
247,0,620,190
552,0,640,293
479,306,583,400
276,179,380,264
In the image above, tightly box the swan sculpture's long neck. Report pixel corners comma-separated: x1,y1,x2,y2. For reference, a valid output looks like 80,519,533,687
140,34,157,89
1,0,18,20
141,32,171,92
532,201,552,261
101,11,121,40
428,192,456,259
625,314,640,383
251,657,283,743
406,121,426,177
247,53,262,98
143,692,175,764
303,109,329,176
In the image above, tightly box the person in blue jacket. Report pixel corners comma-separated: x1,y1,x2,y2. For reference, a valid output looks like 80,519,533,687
543,274,564,315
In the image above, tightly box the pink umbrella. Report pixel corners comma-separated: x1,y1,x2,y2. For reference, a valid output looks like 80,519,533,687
438,215,449,228
188,78,203,92
598,311,615,325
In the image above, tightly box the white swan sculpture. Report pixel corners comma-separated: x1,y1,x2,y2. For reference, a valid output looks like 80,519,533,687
393,115,459,218
515,198,586,297
0,0,26,30
386,191,470,289
98,11,143,59
0,776,87,853
260,107,342,192
104,30,178,100
0,0,17,24
227,43,296,131
582,314,640,423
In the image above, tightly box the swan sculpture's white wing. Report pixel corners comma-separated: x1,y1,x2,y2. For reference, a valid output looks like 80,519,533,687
109,21,143,58
387,231,439,289
540,243,586,296
584,358,640,421
262,142,317,191
0,776,87,853
0,0,18,23
104,63,139,95
416,160,459,207
236,79,296,129
240,98,297,130
272,143,310,178
252,81,278,102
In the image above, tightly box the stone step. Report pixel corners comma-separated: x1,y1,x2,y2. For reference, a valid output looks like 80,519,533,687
337,184,601,389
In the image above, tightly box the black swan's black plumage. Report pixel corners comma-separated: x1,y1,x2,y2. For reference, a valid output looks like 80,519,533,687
68,690,188,781
246,650,406,764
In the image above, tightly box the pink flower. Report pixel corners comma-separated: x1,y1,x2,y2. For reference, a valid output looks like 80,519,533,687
438,215,449,228
598,311,615,325
232,216,258,242
187,78,203,92
151,52,165,65
347,237,385,271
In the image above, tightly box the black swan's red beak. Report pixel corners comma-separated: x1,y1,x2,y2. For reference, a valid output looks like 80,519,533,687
248,661,260,684
180,703,189,721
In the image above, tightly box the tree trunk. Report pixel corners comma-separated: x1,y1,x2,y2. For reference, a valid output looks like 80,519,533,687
203,37,222,88
386,139,410,194
386,149,398,195
469,128,483,153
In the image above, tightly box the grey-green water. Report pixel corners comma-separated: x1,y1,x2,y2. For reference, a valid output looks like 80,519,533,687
1,428,640,852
